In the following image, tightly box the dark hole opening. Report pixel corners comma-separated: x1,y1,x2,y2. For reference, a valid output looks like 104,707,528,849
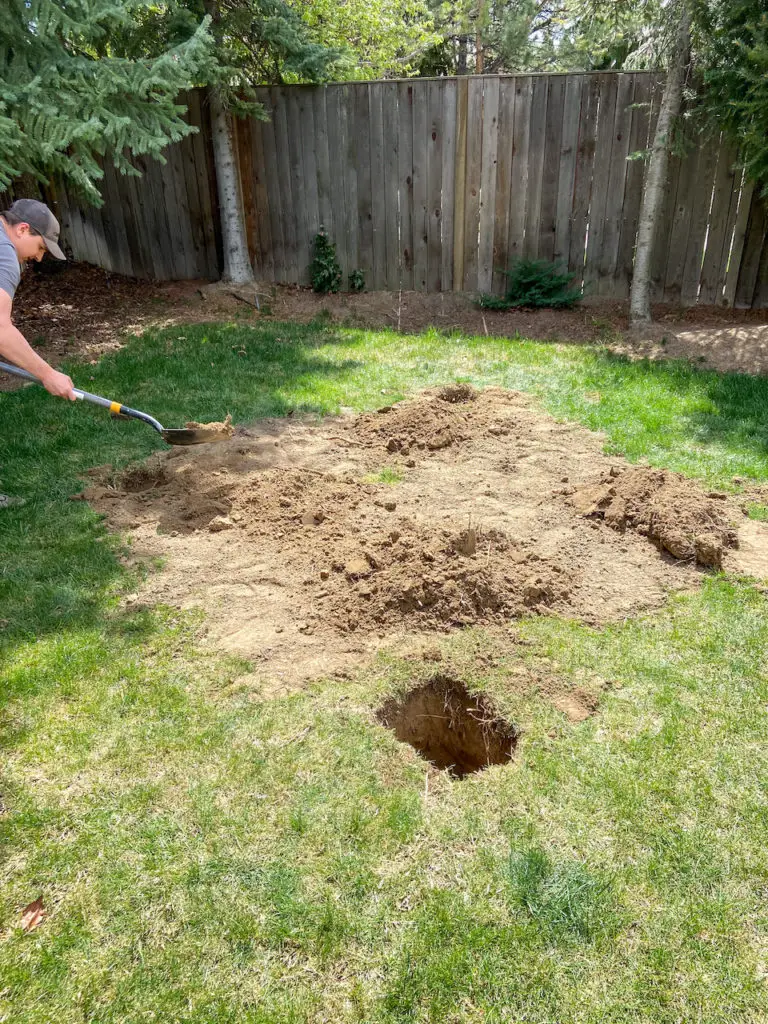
377,676,517,778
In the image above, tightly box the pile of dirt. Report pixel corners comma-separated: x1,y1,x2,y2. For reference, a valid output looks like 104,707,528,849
352,385,513,456
80,388,768,684
569,467,739,567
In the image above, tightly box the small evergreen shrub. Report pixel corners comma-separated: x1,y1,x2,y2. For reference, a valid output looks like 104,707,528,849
479,259,581,310
310,230,342,293
348,269,365,292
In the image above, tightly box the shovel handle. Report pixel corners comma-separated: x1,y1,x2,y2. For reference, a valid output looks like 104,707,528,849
0,359,165,434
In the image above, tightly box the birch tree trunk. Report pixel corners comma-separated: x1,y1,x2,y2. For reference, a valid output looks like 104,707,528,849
209,88,254,285
630,4,691,325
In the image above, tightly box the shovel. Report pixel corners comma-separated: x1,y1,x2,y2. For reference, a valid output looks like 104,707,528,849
0,359,231,446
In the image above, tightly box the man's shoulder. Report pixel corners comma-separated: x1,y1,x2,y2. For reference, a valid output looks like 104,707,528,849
0,228,21,300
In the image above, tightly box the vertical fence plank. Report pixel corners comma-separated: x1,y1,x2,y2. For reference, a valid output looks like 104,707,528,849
754,233,768,308
699,141,739,304
287,87,310,283
342,85,360,281
136,157,170,279
568,74,599,287
412,80,429,291
538,75,565,264
583,73,618,296
735,193,768,308
324,86,348,282
382,83,400,290
299,88,320,281
463,77,484,291
99,160,133,277
313,87,334,264
553,74,582,271
251,116,274,281
125,162,159,279
523,75,548,260
597,72,634,296
492,77,515,294
679,140,718,305
477,76,499,293
723,176,755,308
256,88,284,283
354,83,374,286
235,118,260,276
507,76,532,267
398,82,415,290
273,86,298,283
427,79,445,292
369,82,387,290
440,80,457,292
452,77,469,290
663,140,705,304
179,106,211,278
188,90,220,279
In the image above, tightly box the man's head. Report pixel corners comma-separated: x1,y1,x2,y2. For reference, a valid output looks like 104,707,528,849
1,199,66,263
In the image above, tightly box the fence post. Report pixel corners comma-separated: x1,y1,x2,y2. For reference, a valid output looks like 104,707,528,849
452,77,469,291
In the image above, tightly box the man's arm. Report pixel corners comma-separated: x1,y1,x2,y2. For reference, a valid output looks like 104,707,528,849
0,289,75,399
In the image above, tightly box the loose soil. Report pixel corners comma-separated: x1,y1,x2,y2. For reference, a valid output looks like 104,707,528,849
81,387,768,687
5,263,768,392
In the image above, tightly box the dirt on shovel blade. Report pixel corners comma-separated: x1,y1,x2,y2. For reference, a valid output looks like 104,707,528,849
183,413,235,439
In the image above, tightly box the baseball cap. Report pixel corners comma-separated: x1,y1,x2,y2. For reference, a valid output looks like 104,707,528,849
4,199,66,260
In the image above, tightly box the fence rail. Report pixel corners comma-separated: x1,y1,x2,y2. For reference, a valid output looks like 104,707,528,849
7,75,768,307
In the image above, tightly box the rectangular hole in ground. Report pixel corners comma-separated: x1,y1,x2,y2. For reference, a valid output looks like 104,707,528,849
377,675,517,779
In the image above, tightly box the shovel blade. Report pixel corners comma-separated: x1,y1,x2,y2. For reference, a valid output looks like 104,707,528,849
161,427,232,446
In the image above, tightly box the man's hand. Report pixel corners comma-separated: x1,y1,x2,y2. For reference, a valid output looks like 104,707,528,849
40,368,76,400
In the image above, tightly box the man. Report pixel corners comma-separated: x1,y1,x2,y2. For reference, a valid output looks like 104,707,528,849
1,199,75,507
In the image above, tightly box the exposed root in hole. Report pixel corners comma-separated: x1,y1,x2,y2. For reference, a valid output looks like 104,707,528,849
377,676,517,778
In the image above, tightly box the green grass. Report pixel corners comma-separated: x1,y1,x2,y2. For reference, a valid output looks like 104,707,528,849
363,465,404,485
747,502,768,522
2,318,768,1022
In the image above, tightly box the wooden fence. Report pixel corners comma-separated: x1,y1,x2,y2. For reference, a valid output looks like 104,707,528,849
28,75,768,306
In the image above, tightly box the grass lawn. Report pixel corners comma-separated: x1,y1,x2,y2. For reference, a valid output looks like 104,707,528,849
1,318,768,1023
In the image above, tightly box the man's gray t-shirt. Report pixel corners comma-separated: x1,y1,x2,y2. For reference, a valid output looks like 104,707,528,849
0,222,21,299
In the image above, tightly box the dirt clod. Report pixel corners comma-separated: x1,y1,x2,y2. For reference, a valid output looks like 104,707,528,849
570,467,739,567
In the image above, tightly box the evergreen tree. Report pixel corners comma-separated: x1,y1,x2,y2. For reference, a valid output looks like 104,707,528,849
0,0,213,201
698,0,768,195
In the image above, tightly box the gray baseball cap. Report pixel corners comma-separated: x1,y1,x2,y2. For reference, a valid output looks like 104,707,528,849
4,199,66,260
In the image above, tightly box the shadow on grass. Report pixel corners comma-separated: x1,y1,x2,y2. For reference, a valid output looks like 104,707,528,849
0,321,362,656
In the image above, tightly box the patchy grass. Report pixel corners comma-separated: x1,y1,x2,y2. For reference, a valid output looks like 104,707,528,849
1,318,768,1022
747,502,768,522
363,465,404,485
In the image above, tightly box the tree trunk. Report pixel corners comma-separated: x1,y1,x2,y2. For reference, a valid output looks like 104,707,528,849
457,35,468,74
629,4,691,326
209,88,254,285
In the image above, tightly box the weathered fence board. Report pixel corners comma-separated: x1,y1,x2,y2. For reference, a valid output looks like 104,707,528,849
478,76,500,293
31,75,767,308
568,74,599,286
508,76,532,271
398,82,415,290
382,85,400,289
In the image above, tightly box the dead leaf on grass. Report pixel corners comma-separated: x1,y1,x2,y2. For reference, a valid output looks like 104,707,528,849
20,898,46,932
